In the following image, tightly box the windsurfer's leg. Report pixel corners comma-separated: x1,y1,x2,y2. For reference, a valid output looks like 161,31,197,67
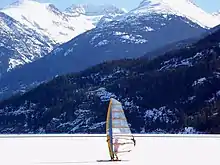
114,152,118,160
111,153,114,161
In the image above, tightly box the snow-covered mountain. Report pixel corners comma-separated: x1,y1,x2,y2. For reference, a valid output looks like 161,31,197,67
1,1,127,44
65,4,127,16
0,0,209,100
212,11,220,20
0,0,125,73
0,0,127,73
0,0,219,100
1,0,96,44
0,11,55,74
64,4,127,26
129,0,220,29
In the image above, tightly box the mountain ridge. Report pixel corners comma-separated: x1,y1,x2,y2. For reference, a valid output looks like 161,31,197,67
64,4,127,16
0,11,56,73
129,0,220,28
1,0,96,44
0,0,218,100
0,0,218,72
0,11,208,100
0,0,126,72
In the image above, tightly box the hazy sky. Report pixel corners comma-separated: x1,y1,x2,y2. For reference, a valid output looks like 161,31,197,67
0,0,219,13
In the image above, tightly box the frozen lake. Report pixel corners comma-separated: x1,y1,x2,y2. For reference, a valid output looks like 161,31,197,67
0,134,219,165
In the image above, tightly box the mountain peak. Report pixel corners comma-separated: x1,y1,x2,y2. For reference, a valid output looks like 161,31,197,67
1,0,95,44
139,0,194,6
212,10,220,16
212,11,220,21
65,4,127,16
130,0,220,29
3,0,54,11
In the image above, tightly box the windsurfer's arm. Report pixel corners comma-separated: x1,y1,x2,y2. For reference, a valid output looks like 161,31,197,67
113,142,129,145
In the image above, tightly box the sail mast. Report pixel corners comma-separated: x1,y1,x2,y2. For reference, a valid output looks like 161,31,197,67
106,98,114,160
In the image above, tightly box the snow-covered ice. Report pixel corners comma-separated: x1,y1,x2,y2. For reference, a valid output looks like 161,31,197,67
0,134,220,165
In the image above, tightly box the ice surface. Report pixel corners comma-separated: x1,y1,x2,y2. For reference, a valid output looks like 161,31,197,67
0,134,219,165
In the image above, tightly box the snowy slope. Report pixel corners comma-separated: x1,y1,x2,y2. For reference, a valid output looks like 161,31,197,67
65,4,127,16
0,11,55,73
212,11,220,20
0,0,126,72
1,0,95,44
64,4,127,26
129,0,220,28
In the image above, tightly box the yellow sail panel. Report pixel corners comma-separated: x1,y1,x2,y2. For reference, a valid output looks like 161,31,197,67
106,99,114,160
107,135,114,159
106,98,112,135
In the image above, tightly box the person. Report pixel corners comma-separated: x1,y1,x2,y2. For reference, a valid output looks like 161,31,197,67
107,137,120,161
113,138,120,160
131,136,136,146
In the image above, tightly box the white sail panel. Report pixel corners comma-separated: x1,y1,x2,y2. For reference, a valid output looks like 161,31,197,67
111,98,131,134
109,98,135,158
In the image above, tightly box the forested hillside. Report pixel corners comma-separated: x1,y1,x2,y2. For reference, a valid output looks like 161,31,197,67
0,27,220,134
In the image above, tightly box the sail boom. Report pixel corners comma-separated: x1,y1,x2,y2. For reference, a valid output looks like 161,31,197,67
116,150,132,153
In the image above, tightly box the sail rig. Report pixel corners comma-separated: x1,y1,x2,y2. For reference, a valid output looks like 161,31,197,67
106,98,135,161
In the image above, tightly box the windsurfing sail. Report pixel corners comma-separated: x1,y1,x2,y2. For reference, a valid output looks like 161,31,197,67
106,98,135,160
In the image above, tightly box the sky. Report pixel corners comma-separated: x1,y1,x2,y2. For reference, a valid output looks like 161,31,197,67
0,0,219,13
